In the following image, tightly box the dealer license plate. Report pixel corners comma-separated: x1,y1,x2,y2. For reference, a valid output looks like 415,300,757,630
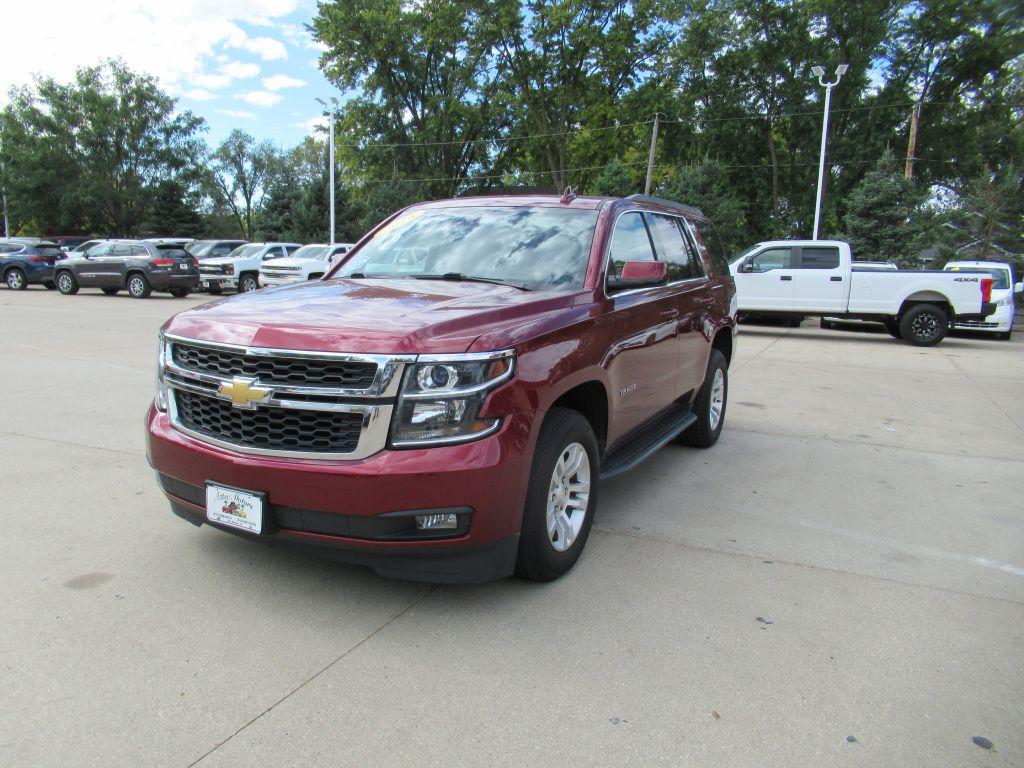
206,484,263,534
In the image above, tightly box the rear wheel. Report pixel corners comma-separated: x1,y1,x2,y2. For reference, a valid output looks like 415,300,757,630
5,268,27,290
101,287,119,296
126,273,152,299
238,274,259,293
56,271,79,295
679,349,728,448
169,287,190,298
515,408,599,582
899,304,948,346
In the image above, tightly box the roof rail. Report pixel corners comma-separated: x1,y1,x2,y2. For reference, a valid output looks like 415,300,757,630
625,194,705,218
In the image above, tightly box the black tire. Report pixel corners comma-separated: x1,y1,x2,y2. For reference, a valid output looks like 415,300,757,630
169,287,191,298
43,281,56,290
899,304,948,346
883,318,902,339
238,274,259,293
996,331,1012,341
678,349,728,448
101,287,119,296
206,286,222,295
5,268,27,290
515,407,600,582
819,318,833,330
56,271,79,295
126,273,152,299
788,316,803,328
309,273,324,280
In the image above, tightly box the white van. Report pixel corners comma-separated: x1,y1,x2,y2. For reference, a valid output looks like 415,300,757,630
943,261,1021,340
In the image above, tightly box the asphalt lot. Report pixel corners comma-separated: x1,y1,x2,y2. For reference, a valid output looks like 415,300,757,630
1,287,1022,767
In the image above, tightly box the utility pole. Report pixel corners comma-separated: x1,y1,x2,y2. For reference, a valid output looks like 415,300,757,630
644,113,661,195
315,97,339,245
810,64,848,240
904,103,921,180
1,191,8,238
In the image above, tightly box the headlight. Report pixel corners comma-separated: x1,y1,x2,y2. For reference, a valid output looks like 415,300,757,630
225,264,235,275
155,335,169,411
390,351,515,446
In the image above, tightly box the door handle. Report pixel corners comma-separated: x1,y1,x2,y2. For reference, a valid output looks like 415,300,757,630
779,275,793,281
661,308,680,319
830,276,842,282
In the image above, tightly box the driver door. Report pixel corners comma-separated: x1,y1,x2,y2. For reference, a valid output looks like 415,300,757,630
733,246,795,310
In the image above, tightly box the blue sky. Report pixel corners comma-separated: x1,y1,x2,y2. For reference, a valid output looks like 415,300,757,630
2,0,344,149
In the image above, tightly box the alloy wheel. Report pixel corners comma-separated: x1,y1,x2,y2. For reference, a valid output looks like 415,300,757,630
709,367,725,430
546,442,591,552
6,270,24,289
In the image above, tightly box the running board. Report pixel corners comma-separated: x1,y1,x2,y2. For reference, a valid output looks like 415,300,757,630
599,407,697,481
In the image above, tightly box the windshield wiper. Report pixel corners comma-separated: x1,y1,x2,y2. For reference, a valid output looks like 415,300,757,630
413,273,531,291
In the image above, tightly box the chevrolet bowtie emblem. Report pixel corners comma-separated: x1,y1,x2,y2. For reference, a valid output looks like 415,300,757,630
218,377,272,409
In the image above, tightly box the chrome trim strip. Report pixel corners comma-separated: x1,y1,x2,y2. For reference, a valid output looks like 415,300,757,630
389,418,502,448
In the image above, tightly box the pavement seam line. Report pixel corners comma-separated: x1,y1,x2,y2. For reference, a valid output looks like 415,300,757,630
0,430,140,457
941,350,1022,432
187,584,439,767
590,526,1024,607
727,333,784,376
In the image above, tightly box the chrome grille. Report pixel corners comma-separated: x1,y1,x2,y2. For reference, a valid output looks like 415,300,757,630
175,390,363,453
173,342,378,388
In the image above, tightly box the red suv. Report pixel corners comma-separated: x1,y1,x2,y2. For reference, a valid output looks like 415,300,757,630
147,194,737,582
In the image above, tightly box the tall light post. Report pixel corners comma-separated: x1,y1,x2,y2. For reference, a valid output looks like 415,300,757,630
810,63,848,240
315,97,339,244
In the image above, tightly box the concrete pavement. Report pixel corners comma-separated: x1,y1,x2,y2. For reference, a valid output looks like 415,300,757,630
0,288,1021,767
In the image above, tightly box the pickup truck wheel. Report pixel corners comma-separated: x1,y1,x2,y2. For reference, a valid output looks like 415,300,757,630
883,319,903,339
56,271,79,295
127,273,152,299
516,407,599,582
899,304,948,346
678,349,728,448
5,268,27,290
239,274,259,293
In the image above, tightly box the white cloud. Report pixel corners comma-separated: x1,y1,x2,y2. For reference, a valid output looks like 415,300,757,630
239,90,283,107
263,74,306,91
183,88,216,101
281,22,327,52
222,61,260,80
237,36,288,61
298,115,329,132
0,0,300,103
219,109,257,119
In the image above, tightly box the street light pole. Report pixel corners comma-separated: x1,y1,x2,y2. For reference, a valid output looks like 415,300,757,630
315,97,339,245
810,64,848,240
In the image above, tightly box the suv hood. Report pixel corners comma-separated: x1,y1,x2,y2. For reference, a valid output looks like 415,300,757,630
165,278,584,354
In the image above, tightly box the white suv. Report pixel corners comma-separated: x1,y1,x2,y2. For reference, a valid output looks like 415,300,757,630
258,243,355,288
944,260,1021,340
199,242,301,293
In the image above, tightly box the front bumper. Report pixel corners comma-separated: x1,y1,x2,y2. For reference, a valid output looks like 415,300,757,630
953,303,1013,333
200,275,239,290
259,274,302,287
146,406,533,583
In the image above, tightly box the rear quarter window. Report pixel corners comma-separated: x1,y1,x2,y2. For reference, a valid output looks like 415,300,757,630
689,220,731,277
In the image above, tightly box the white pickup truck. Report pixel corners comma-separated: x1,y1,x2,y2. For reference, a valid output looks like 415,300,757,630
730,240,997,346
198,242,301,294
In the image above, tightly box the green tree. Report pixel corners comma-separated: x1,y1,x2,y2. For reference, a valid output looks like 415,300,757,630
208,130,276,238
0,60,205,236
842,150,927,266
143,179,204,237
663,159,748,254
948,164,1024,259
590,159,637,197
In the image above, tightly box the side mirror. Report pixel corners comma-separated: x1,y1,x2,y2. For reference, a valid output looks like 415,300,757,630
1015,281,1023,294
608,260,668,291
739,261,754,273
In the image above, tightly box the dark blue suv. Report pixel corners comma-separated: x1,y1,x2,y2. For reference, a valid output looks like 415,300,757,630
0,238,63,290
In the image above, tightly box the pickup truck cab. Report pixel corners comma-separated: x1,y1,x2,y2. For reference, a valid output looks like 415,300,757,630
258,243,355,287
943,260,1020,340
147,194,737,583
730,240,996,345
199,242,301,294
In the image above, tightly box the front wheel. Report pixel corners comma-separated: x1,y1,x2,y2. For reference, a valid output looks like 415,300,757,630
899,304,948,346
126,273,152,299
5,268,27,290
515,408,599,582
56,271,79,295
238,274,259,293
678,349,728,448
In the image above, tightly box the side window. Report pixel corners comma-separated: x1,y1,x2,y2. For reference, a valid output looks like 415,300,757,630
748,248,793,272
607,212,655,280
90,244,113,257
647,214,701,281
285,245,300,255
111,244,133,258
0,244,17,254
690,220,730,276
799,247,840,269
130,245,149,257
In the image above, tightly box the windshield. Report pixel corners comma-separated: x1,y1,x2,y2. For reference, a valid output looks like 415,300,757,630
228,244,265,260
730,244,760,264
946,265,1011,289
187,242,214,257
289,245,329,261
335,206,599,291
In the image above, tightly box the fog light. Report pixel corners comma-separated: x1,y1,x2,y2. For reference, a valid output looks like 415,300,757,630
415,513,459,530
